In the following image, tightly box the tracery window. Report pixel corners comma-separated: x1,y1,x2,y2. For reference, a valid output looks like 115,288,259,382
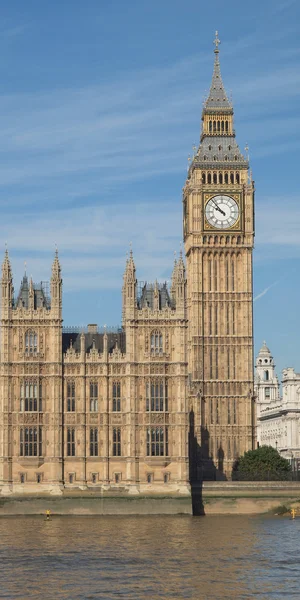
90,428,98,456
150,330,163,355
25,331,37,354
146,427,169,456
20,427,42,457
20,381,42,412
67,381,76,412
113,428,121,456
146,379,168,412
67,428,75,456
112,381,121,412
90,382,98,412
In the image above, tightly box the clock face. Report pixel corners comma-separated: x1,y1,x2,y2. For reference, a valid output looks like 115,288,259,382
205,195,239,229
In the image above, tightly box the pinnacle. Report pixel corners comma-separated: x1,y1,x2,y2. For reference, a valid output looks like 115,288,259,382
203,32,232,113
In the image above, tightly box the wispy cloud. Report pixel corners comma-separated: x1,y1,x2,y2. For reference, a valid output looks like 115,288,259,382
254,281,279,302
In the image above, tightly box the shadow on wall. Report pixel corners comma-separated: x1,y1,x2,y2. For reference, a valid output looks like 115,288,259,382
188,409,227,516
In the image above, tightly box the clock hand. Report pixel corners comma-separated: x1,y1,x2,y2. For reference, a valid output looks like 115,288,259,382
212,200,226,216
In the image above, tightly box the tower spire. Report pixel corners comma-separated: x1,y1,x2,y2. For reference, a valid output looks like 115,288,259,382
203,31,232,113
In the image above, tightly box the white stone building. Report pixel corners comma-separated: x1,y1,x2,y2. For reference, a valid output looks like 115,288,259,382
255,342,300,470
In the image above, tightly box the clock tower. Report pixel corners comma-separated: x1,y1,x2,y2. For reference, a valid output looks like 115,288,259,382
184,33,255,478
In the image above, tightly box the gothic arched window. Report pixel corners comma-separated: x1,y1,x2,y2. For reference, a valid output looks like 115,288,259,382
25,331,37,354
150,330,163,355
146,379,168,412
67,381,76,412
264,370,269,381
112,381,121,412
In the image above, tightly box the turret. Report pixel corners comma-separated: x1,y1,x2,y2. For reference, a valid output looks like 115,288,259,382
50,248,62,315
122,248,137,324
1,249,13,312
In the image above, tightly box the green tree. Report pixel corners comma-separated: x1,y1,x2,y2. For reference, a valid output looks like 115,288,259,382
232,445,291,481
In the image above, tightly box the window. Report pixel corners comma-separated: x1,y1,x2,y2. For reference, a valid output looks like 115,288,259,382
146,380,168,412
90,428,98,456
20,427,42,457
113,428,121,456
67,382,76,412
20,473,25,484
228,400,231,425
20,381,42,412
150,330,163,354
36,473,42,484
147,473,153,483
163,473,170,484
227,439,231,459
112,381,121,412
265,387,270,399
90,382,98,412
67,428,75,456
264,370,269,381
210,398,213,424
115,473,121,484
69,473,74,484
202,173,206,184
233,399,237,424
216,399,219,424
231,259,235,291
25,331,37,354
92,473,98,484
147,427,168,456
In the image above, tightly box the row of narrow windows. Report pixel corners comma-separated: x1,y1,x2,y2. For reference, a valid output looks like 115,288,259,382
210,398,237,425
18,426,169,458
207,256,237,291
208,120,229,133
18,379,169,413
209,347,236,380
208,303,237,336
202,172,240,184
203,236,242,244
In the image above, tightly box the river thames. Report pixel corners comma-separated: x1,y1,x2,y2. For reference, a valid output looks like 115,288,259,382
0,515,299,599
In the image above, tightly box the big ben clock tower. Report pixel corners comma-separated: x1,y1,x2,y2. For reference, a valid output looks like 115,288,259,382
184,33,255,478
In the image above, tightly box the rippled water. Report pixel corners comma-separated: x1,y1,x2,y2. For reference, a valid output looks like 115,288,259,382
0,515,299,599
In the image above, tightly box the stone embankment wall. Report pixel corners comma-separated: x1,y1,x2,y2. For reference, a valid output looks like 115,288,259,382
1,482,300,515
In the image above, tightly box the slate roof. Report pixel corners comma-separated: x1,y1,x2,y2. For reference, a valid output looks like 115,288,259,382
192,136,248,169
15,274,51,309
62,331,126,355
137,282,173,310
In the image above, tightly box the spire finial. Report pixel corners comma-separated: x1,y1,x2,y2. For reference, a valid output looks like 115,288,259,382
24,261,27,276
214,30,220,53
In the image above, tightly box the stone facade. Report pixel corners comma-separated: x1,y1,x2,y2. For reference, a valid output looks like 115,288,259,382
255,343,300,468
0,35,255,495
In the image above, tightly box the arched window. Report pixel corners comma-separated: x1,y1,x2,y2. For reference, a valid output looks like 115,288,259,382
20,427,42,457
225,121,229,133
209,120,212,133
213,173,217,184
146,379,168,412
217,121,220,132
90,382,98,412
219,173,223,184
208,173,212,184
146,427,168,456
236,173,240,184
202,173,206,184
150,330,163,354
25,331,37,354
264,370,269,381
113,381,121,412
67,381,76,412
221,121,224,132
230,172,234,184
225,173,228,184
90,428,99,456
213,121,216,132
20,380,42,412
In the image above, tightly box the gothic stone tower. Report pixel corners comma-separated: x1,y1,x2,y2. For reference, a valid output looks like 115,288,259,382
184,33,255,478
0,250,63,492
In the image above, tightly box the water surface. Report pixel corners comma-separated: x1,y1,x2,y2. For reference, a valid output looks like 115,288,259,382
0,515,299,599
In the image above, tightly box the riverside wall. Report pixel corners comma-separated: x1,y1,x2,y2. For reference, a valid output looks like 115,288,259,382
1,482,300,515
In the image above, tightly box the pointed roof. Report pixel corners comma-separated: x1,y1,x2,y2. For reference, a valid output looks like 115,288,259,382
203,31,232,114
51,247,61,278
258,340,272,356
2,248,12,279
124,247,136,283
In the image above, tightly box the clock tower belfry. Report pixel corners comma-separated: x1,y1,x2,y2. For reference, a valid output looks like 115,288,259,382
184,33,255,478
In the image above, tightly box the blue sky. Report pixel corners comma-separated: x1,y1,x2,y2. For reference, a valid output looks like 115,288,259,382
0,0,300,376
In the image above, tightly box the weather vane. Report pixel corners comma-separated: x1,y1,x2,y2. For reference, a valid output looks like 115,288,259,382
214,31,220,51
